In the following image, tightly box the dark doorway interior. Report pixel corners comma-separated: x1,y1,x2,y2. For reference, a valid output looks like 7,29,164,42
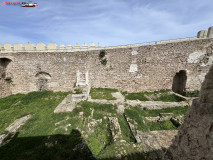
172,70,187,96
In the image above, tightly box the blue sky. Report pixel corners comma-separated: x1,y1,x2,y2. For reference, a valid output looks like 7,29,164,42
0,0,213,47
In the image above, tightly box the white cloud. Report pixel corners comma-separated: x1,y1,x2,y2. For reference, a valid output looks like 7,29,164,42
0,0,213,47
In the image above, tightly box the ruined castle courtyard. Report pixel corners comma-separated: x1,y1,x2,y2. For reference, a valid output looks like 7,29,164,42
0,27,213,159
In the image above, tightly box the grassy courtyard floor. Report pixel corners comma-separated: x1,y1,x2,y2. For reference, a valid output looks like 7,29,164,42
0,91,190,160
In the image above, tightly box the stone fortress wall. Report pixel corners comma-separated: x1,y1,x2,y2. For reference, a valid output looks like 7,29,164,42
1,26,213,98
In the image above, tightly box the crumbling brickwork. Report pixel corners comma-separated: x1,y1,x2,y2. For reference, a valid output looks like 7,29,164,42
0,39,213,97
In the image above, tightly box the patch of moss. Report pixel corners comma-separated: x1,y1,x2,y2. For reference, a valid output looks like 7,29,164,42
117,114,136,143
90,88,118,100
147,120,177,131
123,90,184,102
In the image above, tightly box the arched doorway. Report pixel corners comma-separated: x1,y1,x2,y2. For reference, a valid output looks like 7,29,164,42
0,58,12,97
0,58,12,79
35,72,51,91
172,70,187,96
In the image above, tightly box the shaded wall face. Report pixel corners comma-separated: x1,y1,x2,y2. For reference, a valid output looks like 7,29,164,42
0,39,213,97
0,59,7,79
0,58,12,97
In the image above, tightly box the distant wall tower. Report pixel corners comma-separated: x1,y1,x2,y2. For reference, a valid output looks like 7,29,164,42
207,26,213,38
197,30,208,38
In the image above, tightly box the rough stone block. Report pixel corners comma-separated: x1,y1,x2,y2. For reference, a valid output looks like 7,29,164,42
47,43,58,52
67,44,73,52
60,44,66,52
131,50,138,55
75,43,80,51
97,42,101,50
82,43,88,51
129,64,138,72
36,42,47,51
25,43,35,51
187,51,206,63
14,43,24,51
90,42,96,50
4,43,13,52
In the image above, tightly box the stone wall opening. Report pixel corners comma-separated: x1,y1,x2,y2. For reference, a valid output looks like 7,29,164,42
35,72,51,91
172,70,187,95
0,58,12,79
0,58,12,98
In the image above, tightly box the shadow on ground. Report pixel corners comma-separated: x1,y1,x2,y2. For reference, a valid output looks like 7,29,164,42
0,129,164,160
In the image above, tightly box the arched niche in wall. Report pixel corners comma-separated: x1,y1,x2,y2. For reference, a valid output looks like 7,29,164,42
0,58,12,80
35,72,51,91
172,70,187,96
0,57,13,98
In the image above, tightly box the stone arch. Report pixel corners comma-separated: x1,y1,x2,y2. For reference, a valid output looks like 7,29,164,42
172,70,187,95
35,72,51,91
0,58,12,98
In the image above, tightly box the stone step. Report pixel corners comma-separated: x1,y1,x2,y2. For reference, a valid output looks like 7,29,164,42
71,94,87,102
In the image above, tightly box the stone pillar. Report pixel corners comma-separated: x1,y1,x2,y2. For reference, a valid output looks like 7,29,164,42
60,44,66,52
207,26,213,38
75,43,80,51
67,44,73,52
82,43,88,51
90,42,96,50
97,42,101,50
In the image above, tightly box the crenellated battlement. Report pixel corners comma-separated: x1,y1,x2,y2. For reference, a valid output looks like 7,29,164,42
0,42,102,52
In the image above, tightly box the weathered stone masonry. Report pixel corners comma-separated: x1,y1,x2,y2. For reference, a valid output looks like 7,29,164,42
0,38,213,98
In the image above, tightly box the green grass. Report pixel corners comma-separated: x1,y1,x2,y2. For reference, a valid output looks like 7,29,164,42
0,91,186,159
73,88,83,94
147,120,177,131
0,129,96,160
87,119,113,156
117,114,136,143
185,90,199,97
122,91,148,101
0,91,70,135
90,88,118,100
124,106,189,131
80,101,117,116
122,90,184,102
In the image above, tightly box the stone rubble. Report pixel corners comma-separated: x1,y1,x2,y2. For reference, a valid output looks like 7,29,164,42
0,115,31,147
